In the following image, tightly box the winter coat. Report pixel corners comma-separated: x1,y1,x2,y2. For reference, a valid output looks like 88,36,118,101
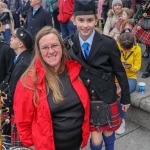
14,58,90,150
117,42,142,79
103,8,123,40
57,0,74,23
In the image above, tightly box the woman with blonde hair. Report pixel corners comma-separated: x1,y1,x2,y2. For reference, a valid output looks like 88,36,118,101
13,26,90,150
0,2,14,44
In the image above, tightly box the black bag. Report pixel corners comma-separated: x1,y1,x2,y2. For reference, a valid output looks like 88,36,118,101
141,15,150,30
90,101,111,127
51,0,58,12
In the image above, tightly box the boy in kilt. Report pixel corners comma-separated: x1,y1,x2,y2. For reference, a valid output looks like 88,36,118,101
0,28,33,147
66,0,131,149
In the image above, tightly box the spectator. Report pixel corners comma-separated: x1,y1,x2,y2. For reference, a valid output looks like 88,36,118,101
117,7,133,32
13,26,90,150
20,0,30,27
115,29,142,135
0,28,33,147
46,0,61,32
58,0,76,39
132,1,150,78
120,17,134,32
0,2,14,44
25,0,52,37
7,0,22,28
103,0,123,40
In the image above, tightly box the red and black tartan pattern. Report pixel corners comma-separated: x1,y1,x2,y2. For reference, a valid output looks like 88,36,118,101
132,19,150,46
90,101,122,132
11,115,24,147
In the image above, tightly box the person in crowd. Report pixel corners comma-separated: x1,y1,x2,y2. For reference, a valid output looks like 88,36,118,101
46,0,61,32
117,7,133,32
0,28,33,147
0,2,14,44
68,0,130,150
97,0,105,19
120,18,134,32
99,0,135,21
0,41,15,86
7,0,22,28
58,0,76,39
13,26,90,150
103,0,123,40
115,29,142,135
132,1,150,78
25,0,52,37
20,0,30,27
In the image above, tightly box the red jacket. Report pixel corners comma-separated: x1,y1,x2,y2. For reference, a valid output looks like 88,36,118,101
57,0,74,23
13,57,90,150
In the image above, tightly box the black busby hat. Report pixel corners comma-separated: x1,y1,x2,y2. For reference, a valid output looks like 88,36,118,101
16,28,33,50
74,0,97,16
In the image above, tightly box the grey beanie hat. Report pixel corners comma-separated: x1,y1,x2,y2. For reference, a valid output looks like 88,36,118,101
112,0,123,8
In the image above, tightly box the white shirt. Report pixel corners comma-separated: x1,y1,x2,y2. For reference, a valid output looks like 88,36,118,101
79,30,95,58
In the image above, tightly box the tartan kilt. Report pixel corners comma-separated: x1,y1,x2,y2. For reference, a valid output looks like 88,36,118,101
132,19,150,46
11,115,24,147
90,101,122,132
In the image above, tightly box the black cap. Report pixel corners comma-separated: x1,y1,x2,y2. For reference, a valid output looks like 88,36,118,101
74,0,97,16
16,28,33,50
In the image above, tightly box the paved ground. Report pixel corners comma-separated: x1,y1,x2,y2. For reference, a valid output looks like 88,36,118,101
83,119,150,150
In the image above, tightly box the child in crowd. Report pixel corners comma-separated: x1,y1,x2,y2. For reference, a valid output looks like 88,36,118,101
112,7,133,40
120,19,134,32
118,7,133,31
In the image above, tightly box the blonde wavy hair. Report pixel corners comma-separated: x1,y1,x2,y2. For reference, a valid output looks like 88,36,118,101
21,26,70,106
